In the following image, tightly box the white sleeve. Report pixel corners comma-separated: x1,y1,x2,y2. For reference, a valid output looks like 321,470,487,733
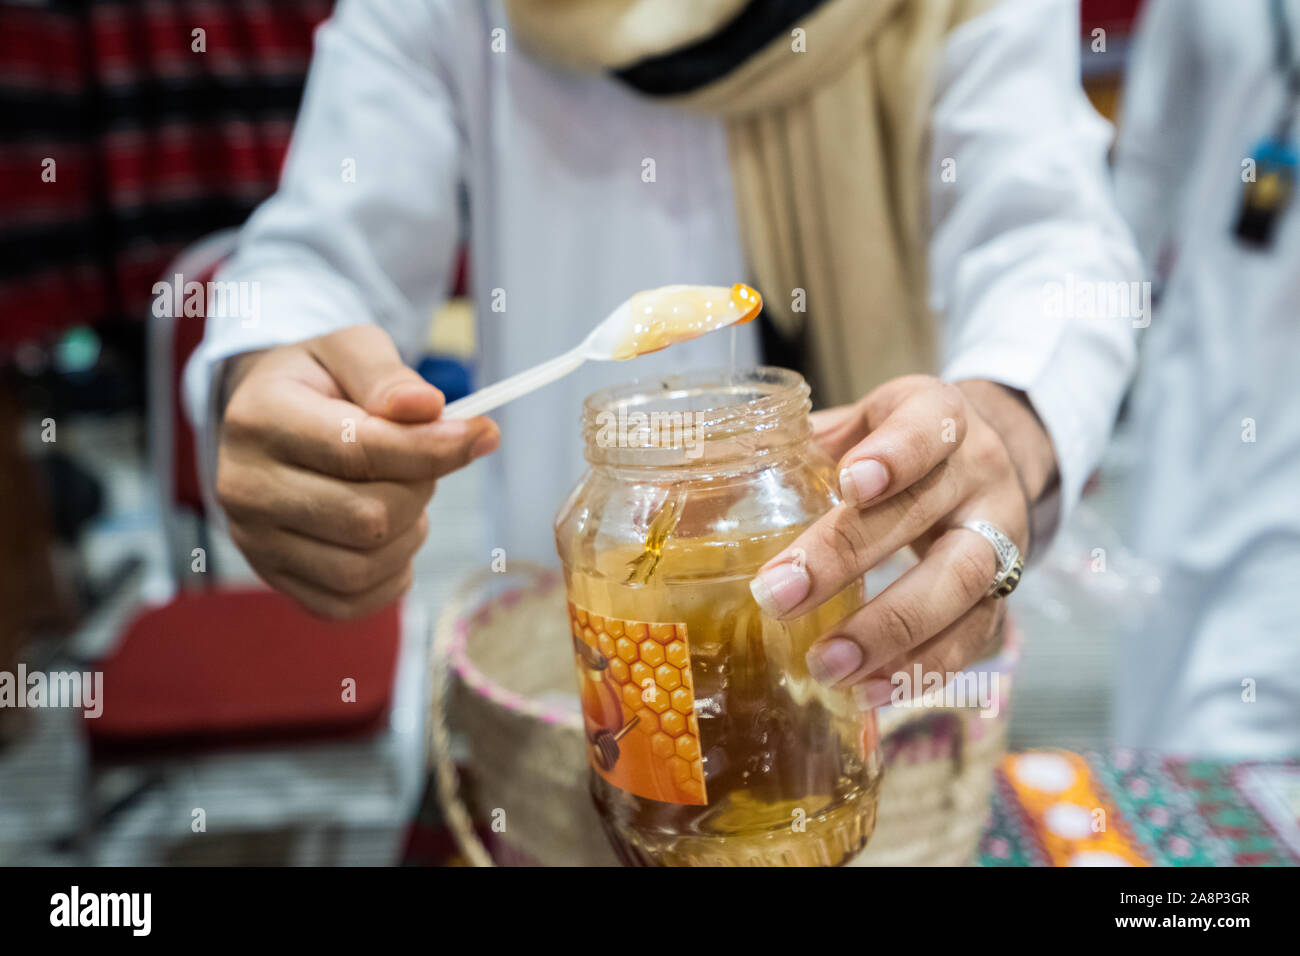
929,0,1141,538
182,0,462,497
1111,0,1201,274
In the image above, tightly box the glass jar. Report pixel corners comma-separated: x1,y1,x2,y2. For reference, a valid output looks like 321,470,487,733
554,367,883,866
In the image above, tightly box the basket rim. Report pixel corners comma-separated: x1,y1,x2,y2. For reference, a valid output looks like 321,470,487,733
448,567,585,732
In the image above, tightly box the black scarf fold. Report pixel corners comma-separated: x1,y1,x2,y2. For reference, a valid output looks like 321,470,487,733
614,0,827,96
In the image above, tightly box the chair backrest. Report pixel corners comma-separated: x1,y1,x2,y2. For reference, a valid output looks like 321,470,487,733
147,229,239,584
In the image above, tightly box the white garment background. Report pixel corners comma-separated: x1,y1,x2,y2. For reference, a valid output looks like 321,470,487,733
1112,0,1300,756
185,1,1138,575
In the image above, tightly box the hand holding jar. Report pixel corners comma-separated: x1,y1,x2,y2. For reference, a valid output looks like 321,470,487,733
748,375,1059,711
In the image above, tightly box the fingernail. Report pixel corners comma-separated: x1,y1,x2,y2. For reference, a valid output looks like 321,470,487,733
839,459,889,506
469,428,499,460
852,678,894,711
805,638,863,686
749,561,810,616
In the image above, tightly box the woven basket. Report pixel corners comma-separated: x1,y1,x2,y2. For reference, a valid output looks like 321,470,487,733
430,564,1016,866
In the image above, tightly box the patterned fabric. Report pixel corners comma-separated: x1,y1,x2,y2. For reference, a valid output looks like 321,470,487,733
406,749,1300,866
977,751,1300,867
996,750,1150,866
0,0,333,353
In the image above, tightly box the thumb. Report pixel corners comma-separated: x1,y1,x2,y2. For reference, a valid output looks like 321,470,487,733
307,324,444,423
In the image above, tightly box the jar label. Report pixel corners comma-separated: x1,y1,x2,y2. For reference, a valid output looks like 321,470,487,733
567,601,707,806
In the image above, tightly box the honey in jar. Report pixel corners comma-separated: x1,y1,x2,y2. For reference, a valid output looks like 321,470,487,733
554,367,883,866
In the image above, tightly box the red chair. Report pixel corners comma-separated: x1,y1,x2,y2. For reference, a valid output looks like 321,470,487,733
82,235,427,865
146,229,238,584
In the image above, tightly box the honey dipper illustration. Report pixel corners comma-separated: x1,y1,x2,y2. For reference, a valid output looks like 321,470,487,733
590,714,641,771
573,634,637,769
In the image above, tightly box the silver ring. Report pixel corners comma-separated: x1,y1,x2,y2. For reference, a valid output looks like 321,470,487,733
960,520,1024,598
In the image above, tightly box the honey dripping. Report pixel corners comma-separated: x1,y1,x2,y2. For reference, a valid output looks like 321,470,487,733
728,324,738,387
624,488,685,585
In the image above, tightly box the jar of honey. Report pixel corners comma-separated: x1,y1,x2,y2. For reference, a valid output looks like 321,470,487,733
554,367,883,866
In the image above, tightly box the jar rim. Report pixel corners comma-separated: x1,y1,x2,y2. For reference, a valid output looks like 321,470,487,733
581,365,811,467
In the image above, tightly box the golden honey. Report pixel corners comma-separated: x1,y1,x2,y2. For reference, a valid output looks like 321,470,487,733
555,367,883,866
612,284,761,359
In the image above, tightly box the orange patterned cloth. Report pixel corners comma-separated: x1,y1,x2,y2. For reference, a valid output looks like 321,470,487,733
981,750,1300,867
999,751,1149,866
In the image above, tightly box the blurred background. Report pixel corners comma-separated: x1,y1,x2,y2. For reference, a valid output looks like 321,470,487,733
0,0,1175,865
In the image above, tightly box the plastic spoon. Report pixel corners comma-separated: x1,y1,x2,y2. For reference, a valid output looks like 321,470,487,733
442,283,762,419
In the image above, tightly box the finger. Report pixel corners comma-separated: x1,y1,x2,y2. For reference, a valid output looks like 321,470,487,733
307,324,445,422
749,461,963,619
808,375,927,461
232,513,429,597
259,560,416,622
225,377,499,481
836,380,967,508
808,404,862,459
219,457,435,549
801,526,999,687
849,600,1004,712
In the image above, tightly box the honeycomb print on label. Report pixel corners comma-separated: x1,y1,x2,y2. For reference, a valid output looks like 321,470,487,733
568,602,706,806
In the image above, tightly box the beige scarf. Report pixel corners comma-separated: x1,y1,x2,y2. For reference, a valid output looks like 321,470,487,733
505,0,994,405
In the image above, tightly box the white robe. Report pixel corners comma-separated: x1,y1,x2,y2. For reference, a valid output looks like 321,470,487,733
184,1,1138,592
1113,0,1300,756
